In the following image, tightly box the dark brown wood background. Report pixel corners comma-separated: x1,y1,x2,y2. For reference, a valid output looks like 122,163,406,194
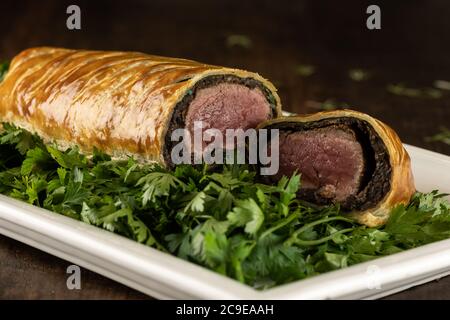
0,0,449,299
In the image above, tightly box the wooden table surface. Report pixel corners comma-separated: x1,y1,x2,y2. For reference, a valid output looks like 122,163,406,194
0,0,449,299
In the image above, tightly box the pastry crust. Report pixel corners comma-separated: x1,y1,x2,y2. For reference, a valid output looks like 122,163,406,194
259,110,416,227
0,47,281,164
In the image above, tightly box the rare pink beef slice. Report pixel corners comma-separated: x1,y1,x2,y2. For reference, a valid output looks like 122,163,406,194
185,83,271,136
276,128,364,202
165,75,276,163
261,118,392,211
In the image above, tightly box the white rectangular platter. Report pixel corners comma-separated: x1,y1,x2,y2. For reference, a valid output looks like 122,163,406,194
0,144,449,299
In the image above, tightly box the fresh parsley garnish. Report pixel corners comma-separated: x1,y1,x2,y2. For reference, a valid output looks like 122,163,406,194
348,68,370,82
295,64,316,77
387,83,443,99
426,127,450,146
0,123,449,289
0,61,9,82
225,34,252,49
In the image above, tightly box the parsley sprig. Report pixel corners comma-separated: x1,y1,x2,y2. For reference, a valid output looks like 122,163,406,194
0,124,449,289
0,61,9,82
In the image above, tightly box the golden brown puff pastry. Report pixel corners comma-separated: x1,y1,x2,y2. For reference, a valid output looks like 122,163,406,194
258,109,416,227
0,47,282,165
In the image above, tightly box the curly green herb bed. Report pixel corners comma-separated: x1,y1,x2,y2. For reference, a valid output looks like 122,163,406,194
0,124,449,289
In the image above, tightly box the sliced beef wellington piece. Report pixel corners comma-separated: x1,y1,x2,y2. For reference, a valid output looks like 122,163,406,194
258,110,416,227
0,47,282,167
